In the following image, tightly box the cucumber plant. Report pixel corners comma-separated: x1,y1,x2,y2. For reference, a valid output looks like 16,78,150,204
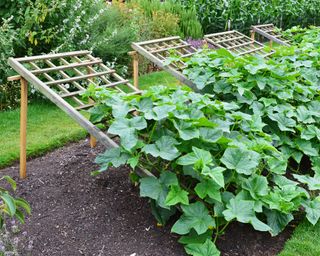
85,27,320,255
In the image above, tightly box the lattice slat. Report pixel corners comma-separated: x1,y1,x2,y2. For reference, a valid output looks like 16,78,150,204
132,36,198,90
8,50,141,148
204,30,274,57
251,24,291,46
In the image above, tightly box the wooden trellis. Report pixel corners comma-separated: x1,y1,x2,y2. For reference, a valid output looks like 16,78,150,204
204,30,274,57
8,50,141,179
131,36,198,90
251,24,291,47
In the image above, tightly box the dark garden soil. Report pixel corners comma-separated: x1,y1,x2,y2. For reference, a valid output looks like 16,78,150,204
0,139,294,256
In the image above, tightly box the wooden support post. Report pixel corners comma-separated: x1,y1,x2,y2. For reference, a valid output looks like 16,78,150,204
90,135,97,148
87,66,97,148
129,51,139,89
250,30,255,43
269,40,273,49
20,78,28,179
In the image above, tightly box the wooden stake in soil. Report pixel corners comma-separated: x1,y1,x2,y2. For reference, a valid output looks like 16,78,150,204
129,51,139,89
20,78,28,179
86,66,98,148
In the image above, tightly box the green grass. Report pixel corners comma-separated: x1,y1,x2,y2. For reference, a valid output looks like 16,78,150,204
136,70,180,89
278,220,320,256
0,71,178,168
0,101,87,168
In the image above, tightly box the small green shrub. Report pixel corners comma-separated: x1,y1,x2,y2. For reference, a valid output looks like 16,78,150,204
130,0,203,38
149,10,180,38
0,176,31,228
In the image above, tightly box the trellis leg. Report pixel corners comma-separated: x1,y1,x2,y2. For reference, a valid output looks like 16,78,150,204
90,135,97,148
20,78,28,179
269,40,273,49
251,30,255,41
86,66,97,148
129,51,139,89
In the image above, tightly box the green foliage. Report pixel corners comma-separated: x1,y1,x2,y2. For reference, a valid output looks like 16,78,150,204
129,0,203,38
87,28,320,254
176,0,320,34
0,100,87,168
0,176,31,227
0,19,20,110
86,82,315,254
282,26,320,47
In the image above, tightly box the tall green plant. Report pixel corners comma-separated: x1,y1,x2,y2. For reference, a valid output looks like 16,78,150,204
176,0,320,34
129,0,203,38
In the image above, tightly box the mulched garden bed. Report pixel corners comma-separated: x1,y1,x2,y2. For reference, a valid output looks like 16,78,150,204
1,139,294,256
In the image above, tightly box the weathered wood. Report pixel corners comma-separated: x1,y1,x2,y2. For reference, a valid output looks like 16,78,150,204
8,50,155,180
8,57,118,148
45,70,114,86
137,36,180,46
251,24,290,46
20,78,28,179
129,51,139,89
86,54,140,93
30,61,85,107
150,44,192,53
90,135,97,148
132,37,198,91
31,59,102,74
8,75,22,81
15,50,91,62
228,41,253,50
206,35,245,44
250,30,255,41
204,30,274,57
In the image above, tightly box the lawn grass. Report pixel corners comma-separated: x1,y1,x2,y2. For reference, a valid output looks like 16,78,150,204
278,220,320,256
0,71,179,168
0,100,87,168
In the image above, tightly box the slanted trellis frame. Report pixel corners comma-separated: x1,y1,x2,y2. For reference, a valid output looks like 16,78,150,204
251,24,291,47
8,50,142,179
131,36,198,91
204,30,275,57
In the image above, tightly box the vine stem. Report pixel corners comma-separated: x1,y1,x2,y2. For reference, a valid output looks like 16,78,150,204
214,221,231,243
147,121,157,144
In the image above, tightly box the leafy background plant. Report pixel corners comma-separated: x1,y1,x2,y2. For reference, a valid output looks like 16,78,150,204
176,0,320,34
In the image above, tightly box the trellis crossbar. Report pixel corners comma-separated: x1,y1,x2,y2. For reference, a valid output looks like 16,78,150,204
131,36,198,91
8,50,142,178
204,30,275,57
251,24,291,46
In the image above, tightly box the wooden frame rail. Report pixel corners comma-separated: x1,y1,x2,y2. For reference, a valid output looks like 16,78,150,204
251,24,291,47
8,50,142,179
131,36,198,91
204,30,275,57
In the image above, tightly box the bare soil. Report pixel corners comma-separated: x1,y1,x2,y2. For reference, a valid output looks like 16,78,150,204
1,139,294,256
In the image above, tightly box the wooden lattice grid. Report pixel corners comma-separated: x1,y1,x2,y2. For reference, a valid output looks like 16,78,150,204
251,24,291,46
132,36,198,90
10,50,139,110
8,50,140,148
204,30,275,57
